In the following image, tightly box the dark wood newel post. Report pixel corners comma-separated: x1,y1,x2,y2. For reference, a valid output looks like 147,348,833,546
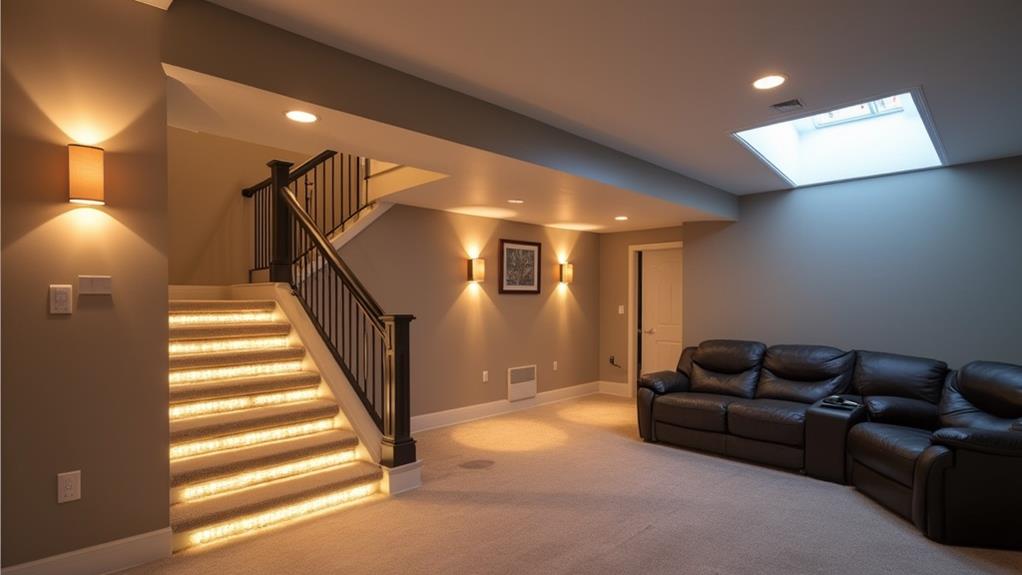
381,314,416,467
268,160,294,283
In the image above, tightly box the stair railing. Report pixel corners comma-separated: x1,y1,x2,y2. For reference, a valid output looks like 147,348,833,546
242,154,414,468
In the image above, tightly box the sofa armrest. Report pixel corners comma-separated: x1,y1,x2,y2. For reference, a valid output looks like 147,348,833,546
637,370,690,395
932,427,1022,457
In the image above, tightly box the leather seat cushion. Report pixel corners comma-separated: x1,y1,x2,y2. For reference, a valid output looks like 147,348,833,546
848,423,933,487
653,392,738,432
727,399,809,447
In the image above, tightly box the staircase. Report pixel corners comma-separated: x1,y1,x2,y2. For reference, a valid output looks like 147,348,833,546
168,298,382,550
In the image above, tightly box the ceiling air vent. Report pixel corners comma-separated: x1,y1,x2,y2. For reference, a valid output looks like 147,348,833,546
771,98,804,113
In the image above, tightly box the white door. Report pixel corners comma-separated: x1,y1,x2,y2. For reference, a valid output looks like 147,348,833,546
641,248,683,374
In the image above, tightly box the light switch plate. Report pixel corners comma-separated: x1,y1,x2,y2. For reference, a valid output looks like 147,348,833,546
618,305,625,315
49,284,73,314
482,370,489,383
78,275,112,295
553,361,558,371
57,470,81,503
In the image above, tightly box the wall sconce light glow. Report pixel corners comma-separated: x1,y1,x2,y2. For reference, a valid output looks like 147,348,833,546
614,216,629,221
68,144,105,205
753,74,787,90
559,263,574,284
285,110,318,123
467,258,485,282
507,199,525,204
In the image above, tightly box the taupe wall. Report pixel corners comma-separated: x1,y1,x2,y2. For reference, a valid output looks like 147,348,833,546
598,227,685,383
168,127,308,285
1,0,169,566
683,157,1022,368
339,205,600,415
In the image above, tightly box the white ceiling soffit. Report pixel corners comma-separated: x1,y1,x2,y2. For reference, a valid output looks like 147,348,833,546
210,0,1022,195
165,65,725,232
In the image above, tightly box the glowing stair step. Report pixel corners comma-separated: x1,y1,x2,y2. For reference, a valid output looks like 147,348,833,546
169,347,305,371
169,371,321,404
171,462,382,550
170,399,339,444
170,430,360,503
169,299,277,314
170,321,291,342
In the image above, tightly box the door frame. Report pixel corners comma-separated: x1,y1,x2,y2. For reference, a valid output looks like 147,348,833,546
627,241,683,398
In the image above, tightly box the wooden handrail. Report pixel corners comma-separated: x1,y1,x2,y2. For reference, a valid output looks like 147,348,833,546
242,150,338,197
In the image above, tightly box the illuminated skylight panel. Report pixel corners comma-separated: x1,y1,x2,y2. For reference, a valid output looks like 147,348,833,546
735,92,943,187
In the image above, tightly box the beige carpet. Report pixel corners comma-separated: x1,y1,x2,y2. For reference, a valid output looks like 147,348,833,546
124,395,1022,575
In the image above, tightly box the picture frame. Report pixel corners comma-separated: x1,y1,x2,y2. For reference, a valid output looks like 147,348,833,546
498,239,542,294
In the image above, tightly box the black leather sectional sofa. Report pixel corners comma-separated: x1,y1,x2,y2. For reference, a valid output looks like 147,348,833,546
637,340,1022,548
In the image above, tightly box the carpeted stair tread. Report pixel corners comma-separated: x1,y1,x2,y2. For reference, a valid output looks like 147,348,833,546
169,300,276,313
171,429,359,487
170,399,338,443
170,372,321,403
171,461,381,532
170,322,291,341
170,347,305,371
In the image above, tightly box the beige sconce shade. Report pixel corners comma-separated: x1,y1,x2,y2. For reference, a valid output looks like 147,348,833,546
560,263,574,284
69,144,105,205
468,258,485,282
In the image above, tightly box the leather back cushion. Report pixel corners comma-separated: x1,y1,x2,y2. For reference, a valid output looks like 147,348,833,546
939,362,1022,430
756,345,854,403
852,351,947,404
689,340,766,399
676,346,696,377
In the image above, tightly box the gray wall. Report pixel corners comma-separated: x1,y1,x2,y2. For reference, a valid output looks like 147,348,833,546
683,157,1022,368
339,205,600,415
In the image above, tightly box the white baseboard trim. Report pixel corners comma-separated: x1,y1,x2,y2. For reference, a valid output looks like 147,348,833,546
380,460,423,495
2,527,171,575
597,380,632,398
412,381,605,433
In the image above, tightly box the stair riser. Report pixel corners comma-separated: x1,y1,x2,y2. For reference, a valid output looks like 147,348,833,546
168,361,304,385
170,417,338,460
169,374,322,403
169,337,291,356
173,482,380,551
170,450,358,504
169,388,321,420
171,404,339,444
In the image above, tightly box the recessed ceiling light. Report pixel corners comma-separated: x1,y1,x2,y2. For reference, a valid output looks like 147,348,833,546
285,110,318,123
753,75,787,90
507,199,525,204
614,216,629,221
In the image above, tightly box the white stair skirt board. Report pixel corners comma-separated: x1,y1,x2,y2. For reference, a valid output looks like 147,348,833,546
1,527,171,575
380,460,423,495
411,381,621,433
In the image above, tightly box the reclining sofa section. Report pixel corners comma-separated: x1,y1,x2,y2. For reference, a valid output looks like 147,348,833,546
637,339,1022,548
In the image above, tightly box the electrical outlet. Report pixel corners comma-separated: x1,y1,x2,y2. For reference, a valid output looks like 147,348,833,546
482,370,489,383
609,355,617,366
553,361,558,371
57,470,81,503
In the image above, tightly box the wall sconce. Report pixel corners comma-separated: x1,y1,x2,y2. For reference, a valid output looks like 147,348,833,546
467,258,485,282
68,144,105,206
560,263,574,284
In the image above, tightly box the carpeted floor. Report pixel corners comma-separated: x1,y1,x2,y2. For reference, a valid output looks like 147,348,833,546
125,395,1022,575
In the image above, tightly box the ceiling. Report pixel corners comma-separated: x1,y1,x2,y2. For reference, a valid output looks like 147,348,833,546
210,0,1022,195
165,65,721,232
